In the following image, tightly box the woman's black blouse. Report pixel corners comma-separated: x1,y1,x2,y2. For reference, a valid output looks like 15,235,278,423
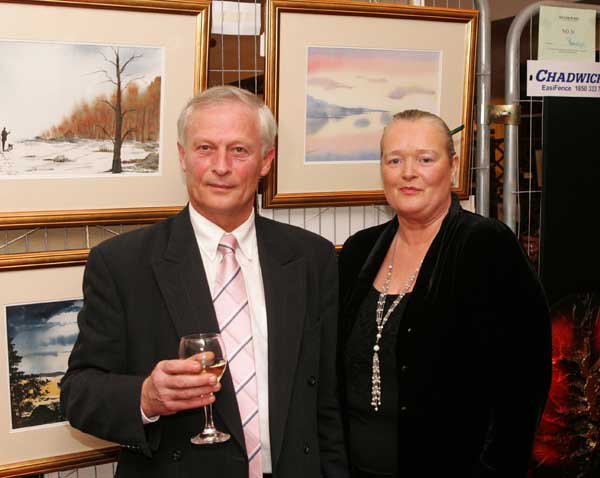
343,287,409,478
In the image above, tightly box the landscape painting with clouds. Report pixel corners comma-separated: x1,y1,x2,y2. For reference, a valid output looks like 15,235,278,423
305,47,441,163
6,299,81,430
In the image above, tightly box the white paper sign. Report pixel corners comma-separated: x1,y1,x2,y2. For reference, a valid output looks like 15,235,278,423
212,1,261,36
527,60,600,97
538,6,596,61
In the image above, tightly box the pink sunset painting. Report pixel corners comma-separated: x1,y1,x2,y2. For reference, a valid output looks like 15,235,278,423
305,46,441,163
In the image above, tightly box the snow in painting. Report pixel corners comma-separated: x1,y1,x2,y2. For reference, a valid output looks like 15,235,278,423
6,299,81,430
305,47,441,163
0,41,163,178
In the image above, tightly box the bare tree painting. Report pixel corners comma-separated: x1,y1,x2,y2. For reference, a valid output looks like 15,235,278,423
95,47,142,173
0,41,163,178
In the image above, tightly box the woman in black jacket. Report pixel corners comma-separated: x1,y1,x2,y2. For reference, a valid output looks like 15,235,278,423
338,110,551,478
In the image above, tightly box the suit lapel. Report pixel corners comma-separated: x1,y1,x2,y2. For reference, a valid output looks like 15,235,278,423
152,207,246,452
343,219,397,334
256,217,306,470
153,209,216,338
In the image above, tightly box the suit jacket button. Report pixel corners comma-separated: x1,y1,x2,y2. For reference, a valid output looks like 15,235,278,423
400,365,408,372
307,376,317,386
303,444,310,454
171,449,183,461
400,406,408,412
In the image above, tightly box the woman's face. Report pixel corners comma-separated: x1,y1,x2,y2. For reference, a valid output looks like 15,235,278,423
381,118,458,223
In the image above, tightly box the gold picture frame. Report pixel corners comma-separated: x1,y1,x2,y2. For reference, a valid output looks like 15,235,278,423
0,249,88,271
0,252,122,477
262,0,478,208
0,0,210,228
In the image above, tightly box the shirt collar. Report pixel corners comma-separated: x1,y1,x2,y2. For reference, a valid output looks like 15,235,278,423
188,205,256,262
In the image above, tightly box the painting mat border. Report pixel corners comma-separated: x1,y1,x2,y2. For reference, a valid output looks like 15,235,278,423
0,256,120,477
263,0,478,208
0,0,209,228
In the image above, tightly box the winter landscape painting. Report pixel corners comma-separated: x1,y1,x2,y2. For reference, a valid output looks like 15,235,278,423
0,41,163,178
305,47,440,163
6,299,81,430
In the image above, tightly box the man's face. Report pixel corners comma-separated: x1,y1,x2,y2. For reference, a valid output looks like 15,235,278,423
177,102,274,231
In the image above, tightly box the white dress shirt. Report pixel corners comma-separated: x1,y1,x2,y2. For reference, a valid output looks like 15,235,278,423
188,206,272,473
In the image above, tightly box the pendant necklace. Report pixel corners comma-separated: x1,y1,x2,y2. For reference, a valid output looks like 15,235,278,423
371,236,421,411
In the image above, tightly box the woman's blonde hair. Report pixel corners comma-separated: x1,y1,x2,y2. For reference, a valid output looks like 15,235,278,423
380,109,456,158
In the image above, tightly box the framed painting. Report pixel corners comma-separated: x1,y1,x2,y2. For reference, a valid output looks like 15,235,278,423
0,253,120,477
0,0,210,229
262,0,478,208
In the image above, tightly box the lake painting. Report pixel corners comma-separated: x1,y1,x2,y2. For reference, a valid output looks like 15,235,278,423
0,41,163,178
305,46,441,163
6,299,81,430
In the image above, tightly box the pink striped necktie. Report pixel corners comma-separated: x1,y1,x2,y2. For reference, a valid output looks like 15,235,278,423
213,234,262,478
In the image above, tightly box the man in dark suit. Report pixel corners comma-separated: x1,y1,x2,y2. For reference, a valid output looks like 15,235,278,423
60,86,348,478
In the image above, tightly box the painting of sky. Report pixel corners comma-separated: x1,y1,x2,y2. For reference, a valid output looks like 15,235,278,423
6,299,81,429
305,46,440,163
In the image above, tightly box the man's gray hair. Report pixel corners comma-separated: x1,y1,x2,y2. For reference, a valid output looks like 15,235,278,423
177,85,277,157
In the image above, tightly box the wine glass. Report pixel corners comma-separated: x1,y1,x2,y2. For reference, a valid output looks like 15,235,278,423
178,333,230,445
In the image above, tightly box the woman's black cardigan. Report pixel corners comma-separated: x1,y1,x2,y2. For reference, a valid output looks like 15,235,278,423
338,196,552,477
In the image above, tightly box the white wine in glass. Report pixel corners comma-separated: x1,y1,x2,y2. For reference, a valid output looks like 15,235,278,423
178,333,230,445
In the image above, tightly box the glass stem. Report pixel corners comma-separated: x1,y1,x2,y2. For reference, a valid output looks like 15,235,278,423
203,403,217,433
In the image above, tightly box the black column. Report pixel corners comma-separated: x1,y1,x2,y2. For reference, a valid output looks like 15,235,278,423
539,96,600,306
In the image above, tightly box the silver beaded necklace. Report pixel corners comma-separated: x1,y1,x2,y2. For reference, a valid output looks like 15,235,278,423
371,237,421,411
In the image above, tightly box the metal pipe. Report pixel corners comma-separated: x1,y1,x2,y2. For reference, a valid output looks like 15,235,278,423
473,0,491,217
503,1,600,232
